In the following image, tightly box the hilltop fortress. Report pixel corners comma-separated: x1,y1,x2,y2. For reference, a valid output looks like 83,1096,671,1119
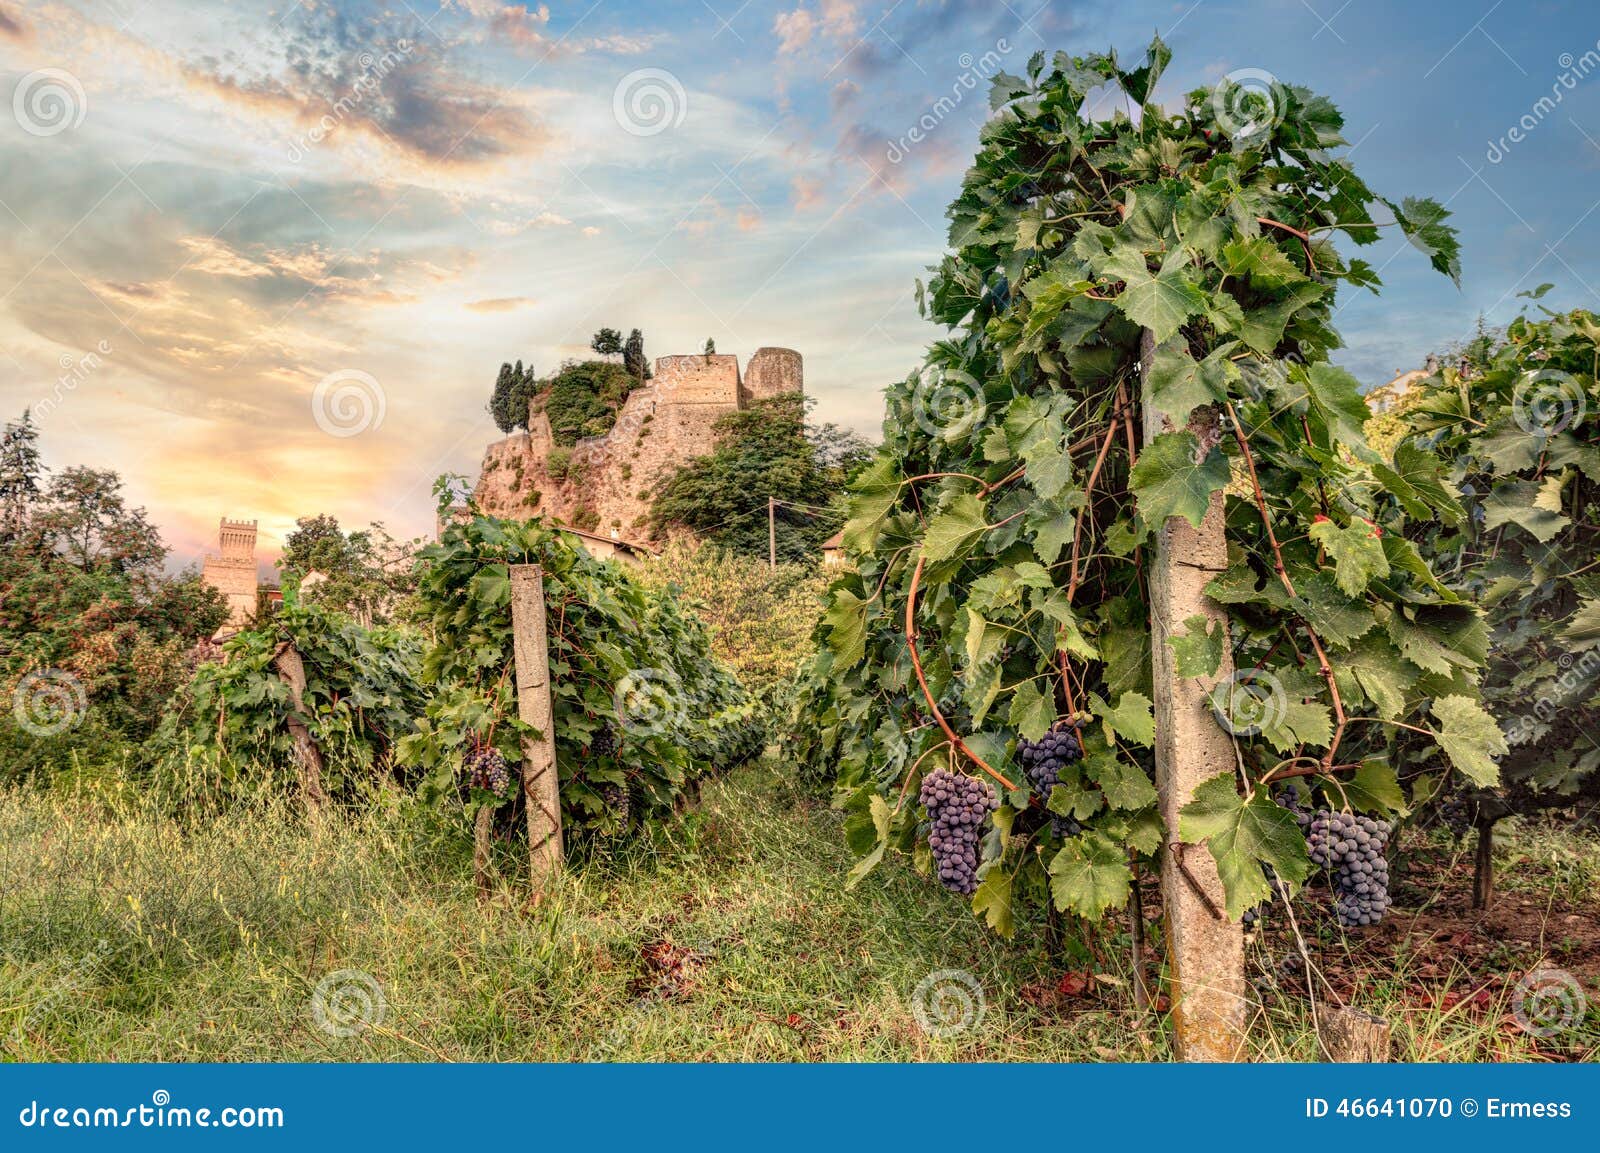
475,347,802,542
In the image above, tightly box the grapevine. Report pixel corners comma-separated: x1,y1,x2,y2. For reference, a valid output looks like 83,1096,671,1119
784,37,1497,937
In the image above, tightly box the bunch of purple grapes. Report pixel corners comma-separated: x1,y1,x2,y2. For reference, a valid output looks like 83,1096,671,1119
1307,809,1392,927
920,767,998,896
465,747,512,801
1017,721,1084,837
591,726,617,758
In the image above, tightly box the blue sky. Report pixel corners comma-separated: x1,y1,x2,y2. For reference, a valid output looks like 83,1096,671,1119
1,0,1596,562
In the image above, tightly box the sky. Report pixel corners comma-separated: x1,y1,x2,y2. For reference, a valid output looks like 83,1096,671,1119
1,0,1598,569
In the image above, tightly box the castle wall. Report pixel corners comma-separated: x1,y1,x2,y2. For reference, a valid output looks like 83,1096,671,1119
474,346,803,546
742,347,802,405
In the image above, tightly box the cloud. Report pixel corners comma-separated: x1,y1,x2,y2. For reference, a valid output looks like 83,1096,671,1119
466,296,536,312
483,3,655,57
179,6,549,170
0,0,30,42
792,174,826,211
736,206,762,232
830,78,859,113
774,9,816,55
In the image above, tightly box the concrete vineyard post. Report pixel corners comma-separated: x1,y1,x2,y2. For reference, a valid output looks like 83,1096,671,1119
1139,328,1248,1060
271,641,329,817
510,564,563,891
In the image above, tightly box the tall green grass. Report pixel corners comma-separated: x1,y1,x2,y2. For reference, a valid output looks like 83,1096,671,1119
1,761,1591,1061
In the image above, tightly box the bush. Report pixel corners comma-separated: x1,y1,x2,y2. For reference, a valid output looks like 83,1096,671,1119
639,543,827,710
398,503,764,841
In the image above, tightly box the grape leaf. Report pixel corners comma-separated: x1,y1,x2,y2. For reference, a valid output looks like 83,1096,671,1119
1309,516,1390,596
1048,832,1133,919
1094,690,1155,746
1168,613,1224,677
1106,246,1207,343
922,493,989,562
1128,431,1230,529
1178,773,1312,919
1429,694,1507,786
1084,749,1159,809
1009,680,1055,741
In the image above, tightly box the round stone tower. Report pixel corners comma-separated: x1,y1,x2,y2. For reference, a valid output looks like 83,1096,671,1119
741,347,803,405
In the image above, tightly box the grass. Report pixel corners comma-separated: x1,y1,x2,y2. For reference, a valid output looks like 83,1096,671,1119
1,760,1595,1062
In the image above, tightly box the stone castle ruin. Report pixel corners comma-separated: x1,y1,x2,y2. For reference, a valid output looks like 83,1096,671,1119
475,347,802,541
202,517,260,629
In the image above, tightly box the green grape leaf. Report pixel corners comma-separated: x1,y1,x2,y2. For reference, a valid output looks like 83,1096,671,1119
824,589,870,668
971,866,1015,937
1106,246,1208,343
1179,773,1312,920
1309,516,1391,596
1009,680,1056,742
922,493,990,562
1049,832,1133,919
1094,690,1155,746
1429,695,1507,787
1084,749,1159,810
1168,614,1224,678
1128,431,1230,529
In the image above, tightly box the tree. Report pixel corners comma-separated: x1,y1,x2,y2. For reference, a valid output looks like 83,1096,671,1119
32,466,164,574
649,394,868,561
280,514,418,627
490,363,520,433
703,338,716,357
0,410,42,542
590,328,624,358
624,328,649,383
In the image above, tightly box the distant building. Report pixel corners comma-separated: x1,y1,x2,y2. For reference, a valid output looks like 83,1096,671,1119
201,518,260,633
1366,354,1440,414
821,529,846,569
558,525,656,566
